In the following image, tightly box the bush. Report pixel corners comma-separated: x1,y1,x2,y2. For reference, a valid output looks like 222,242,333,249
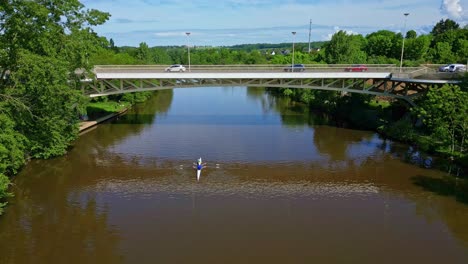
0,173,13,215
380,116,416,142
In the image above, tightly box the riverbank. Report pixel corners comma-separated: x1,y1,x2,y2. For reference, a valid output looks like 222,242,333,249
79,108,128,133
265,87,467,176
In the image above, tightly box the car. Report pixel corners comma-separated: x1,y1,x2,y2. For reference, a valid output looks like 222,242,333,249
438,64,466,72
454,65,467,72
345,64,368,72
284,64,305,72
165,64,186,72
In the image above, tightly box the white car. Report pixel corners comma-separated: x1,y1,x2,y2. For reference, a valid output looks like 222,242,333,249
165,64,186,72
438,63,466,73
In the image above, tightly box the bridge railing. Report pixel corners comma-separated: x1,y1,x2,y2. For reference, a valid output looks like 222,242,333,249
94,64,413,74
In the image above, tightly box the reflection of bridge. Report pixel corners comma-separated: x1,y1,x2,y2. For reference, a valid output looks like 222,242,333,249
82,65,460,106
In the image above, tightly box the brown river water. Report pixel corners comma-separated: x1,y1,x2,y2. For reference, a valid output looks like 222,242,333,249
0,87,467,263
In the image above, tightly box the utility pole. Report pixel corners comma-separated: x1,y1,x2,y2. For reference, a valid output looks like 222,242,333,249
399,13,409,73
292,31,296,70
308,19,312,53
186,32,191,72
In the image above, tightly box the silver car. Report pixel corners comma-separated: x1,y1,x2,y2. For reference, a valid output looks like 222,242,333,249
165,64,186,72
283,64,306,72
438,64,466,72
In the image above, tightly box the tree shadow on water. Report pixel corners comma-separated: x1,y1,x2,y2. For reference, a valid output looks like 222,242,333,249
412,175,468,205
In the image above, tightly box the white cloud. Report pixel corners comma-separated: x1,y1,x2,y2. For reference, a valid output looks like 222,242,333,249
154,32,187,37
441,0,464,19
324,26,360,41
83,0,455,46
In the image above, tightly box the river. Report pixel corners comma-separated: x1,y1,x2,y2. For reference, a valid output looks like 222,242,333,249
1,87,467,263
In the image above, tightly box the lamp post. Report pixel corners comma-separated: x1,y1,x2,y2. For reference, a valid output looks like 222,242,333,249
186,32,191,72
399,13,409,73
291,31,296,71
308,19,312,53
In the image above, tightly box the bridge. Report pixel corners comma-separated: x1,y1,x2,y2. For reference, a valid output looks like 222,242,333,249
82,65,461,106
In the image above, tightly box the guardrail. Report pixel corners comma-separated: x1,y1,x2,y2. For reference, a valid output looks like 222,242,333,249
94,64,425,75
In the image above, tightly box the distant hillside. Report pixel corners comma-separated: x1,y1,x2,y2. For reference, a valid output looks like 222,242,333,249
226,41,327,52
118,41,327,52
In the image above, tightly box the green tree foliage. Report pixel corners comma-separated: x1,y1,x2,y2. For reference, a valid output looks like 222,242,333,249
0,114,27,175
90,47,138,65
151,48,173,64
454,38,468,62
365,30,399,58
431,19,460,36
109,38,119,52
431,42,456,63
413,85,468,156
406,30,417,39
428,20,468,63
324,30,367,64
136,42,151,64
0,172,12,215
0,2,110,157
404,35,431,61
10,51,88,158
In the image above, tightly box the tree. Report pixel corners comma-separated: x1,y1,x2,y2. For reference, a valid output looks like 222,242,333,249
0,114,27,175
413,85,468,156
109,38,119,52
324,30,367,64
431,42,456,63
431,19,460,36
406,30,417,39
0,172,12,215
453,35,468,62
136,42,151,63
404,35,431,61
0,1,110,159
90,47,138,65
366,30,397,58
151,48,172,64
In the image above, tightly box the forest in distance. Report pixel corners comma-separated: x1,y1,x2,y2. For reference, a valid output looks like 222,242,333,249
0,0,467,214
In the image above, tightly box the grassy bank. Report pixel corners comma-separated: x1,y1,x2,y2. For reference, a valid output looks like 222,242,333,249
86,101,131,119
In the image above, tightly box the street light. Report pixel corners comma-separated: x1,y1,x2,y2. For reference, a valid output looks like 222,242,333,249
186,32,191,72
399,13,409,73
291,31,296,71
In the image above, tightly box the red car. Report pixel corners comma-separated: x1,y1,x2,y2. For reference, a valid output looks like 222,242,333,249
345,64,368,72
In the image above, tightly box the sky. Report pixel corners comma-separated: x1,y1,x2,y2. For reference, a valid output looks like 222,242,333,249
81,0,468,47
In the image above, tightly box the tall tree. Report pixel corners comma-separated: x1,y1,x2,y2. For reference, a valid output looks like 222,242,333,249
406,30,417,39
414,85,468,156
136,42,151,63
365,30,398,58
0,0,110,158
324,30,367,64
431,19,460,36
404,35,431,61
431,42,456,63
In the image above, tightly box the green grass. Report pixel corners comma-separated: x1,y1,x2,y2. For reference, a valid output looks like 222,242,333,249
86,101,131,119
367,99,391,109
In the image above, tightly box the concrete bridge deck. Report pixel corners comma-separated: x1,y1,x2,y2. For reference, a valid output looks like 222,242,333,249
81,65,462,106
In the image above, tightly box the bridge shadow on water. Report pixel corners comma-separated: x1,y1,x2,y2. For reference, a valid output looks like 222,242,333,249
411,175,468,205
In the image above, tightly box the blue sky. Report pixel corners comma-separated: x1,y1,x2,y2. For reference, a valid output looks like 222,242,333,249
82,0,467,47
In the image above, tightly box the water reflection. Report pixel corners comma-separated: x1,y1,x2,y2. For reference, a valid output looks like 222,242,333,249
0,165,122,263
1,87,468,263
411,175,468,248
412,175,468,205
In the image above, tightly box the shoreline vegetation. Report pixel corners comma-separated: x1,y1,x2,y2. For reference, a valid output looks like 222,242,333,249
1,0,467,214
265,85,467,175
79,107,128,133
